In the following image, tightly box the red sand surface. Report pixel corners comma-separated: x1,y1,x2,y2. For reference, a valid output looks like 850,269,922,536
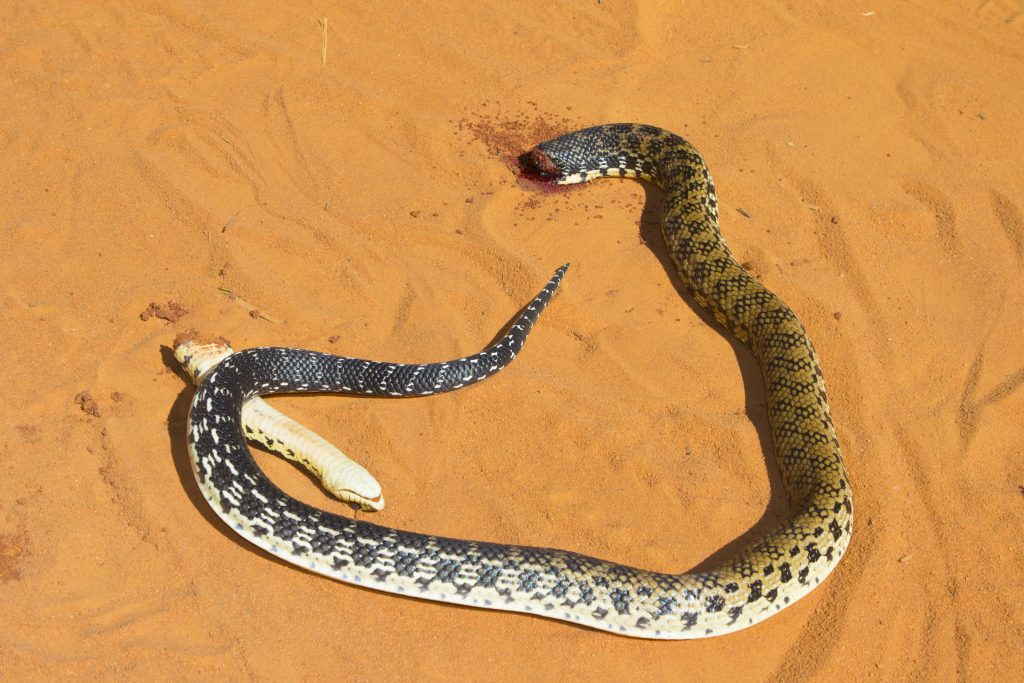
2,2,1022,680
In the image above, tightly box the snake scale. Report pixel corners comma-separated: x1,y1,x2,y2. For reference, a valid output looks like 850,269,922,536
179,124,852,638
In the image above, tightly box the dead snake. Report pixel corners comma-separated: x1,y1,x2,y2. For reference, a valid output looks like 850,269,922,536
178,123,852,638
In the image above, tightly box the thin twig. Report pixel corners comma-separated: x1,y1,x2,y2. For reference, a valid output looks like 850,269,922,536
222,210,240,232
217,287,284,325
319,18,328,66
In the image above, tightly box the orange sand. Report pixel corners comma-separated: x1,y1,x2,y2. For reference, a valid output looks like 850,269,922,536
2,2,1023,680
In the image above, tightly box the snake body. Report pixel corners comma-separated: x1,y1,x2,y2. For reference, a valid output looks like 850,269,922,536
180,124,851,638
176,340,386,511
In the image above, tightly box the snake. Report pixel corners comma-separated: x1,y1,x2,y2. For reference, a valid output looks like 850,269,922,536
178,124,852,639
176,339,385,511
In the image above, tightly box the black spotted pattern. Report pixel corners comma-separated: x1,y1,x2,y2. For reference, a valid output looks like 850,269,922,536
183,124,852,640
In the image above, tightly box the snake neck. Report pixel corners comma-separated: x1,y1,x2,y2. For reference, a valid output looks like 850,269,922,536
532,124,775,342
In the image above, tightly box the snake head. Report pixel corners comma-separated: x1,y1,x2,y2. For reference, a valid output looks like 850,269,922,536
518,148,563,182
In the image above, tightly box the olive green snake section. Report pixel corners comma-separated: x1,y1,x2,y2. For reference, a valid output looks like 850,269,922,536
179,123,852,639
523,124,852,635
